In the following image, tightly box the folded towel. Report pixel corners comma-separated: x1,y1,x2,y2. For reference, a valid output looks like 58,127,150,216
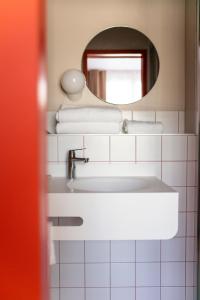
56,106,122,123
56,122,121,134
48,222,56,265
47,111,56,134
123,119,164,134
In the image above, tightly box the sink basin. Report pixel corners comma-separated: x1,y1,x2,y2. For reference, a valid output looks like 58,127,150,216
48,176,179,240
67,177,149,192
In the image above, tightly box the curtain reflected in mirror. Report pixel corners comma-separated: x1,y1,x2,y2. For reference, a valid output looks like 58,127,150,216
88,70,106,100
82,27,159,105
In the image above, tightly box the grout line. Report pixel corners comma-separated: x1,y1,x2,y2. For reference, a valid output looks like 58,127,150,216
59,259,197,265
84,240,86,300
83,136,85,157
50,133,197,137
185,136,189,300
132,136,136,162
109,241,111,300
109,136,111,162
135,241,137,300
160,240,162,300
135,136,137,162
58,285,197,288
56,135,59,162
178,111,180,133
56,284,196,290
49,159,198,163
161,136,163,181
58,218,61,300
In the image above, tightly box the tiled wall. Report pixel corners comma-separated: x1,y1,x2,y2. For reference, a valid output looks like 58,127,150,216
48,133,198,300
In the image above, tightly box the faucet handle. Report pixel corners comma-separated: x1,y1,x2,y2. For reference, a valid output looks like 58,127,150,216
71,148,86,151
69,148,86,157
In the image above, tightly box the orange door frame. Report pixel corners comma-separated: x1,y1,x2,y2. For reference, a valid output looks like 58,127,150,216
0,0,48,299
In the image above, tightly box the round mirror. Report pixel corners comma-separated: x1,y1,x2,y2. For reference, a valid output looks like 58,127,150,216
82,27,159,105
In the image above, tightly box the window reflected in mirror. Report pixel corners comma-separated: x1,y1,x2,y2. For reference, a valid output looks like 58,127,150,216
82,27,159,105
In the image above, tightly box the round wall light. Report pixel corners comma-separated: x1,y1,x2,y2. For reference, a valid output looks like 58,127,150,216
60,69,86,101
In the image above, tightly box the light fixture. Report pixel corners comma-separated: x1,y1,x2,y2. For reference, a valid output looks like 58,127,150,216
60,69,86,101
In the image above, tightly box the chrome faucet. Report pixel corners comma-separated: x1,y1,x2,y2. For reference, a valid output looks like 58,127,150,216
68,148,89,179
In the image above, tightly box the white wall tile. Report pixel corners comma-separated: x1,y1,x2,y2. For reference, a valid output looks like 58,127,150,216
176,212,186,237
122,110,133,120
161,262,185,286
193,263,197,286
111,241,135,262
162,136,187,161
187,162,197,186
53,241,59,264
111,263,135,287
187,187,197,212
77,162,161,178
136,263,160,286
50,264,59,287
188,136,197,161
85,241,110,263
161,238,185,261
60,288,84,300
173,187,186,212
85,264,110,287
60,264,84,287
161,287,185,300
50,288,59,300
129,162,162,178
111,288,135,300
84,136,109,161
58,135,83,162
186,287,194,300
136,136,161,161
162,162,186,186
110,136,135,161
48,162,66,177
194,239,198,261
156,112,179,133
186,238,195,261
60,241,84,263
178,111,185,133
136,287,160,300
86,288,110,300
48,135,58,162
186,262,195,286
187,212,196,236
47,112,56,134
133,111,156,122
136,241,160,262
194,287,197,299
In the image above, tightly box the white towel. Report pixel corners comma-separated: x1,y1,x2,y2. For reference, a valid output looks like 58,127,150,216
123,119,164,134
48,222,56,265
47,111,56,134
56,106,122,123
56,122,121,134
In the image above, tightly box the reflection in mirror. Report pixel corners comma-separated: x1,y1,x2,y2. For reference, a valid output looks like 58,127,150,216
82,27,159,105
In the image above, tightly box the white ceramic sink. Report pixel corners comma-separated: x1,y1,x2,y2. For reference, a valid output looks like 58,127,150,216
48,176,179,240
67,177,149,192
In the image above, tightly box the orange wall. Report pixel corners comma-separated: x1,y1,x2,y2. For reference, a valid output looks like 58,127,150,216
0,0,48,299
